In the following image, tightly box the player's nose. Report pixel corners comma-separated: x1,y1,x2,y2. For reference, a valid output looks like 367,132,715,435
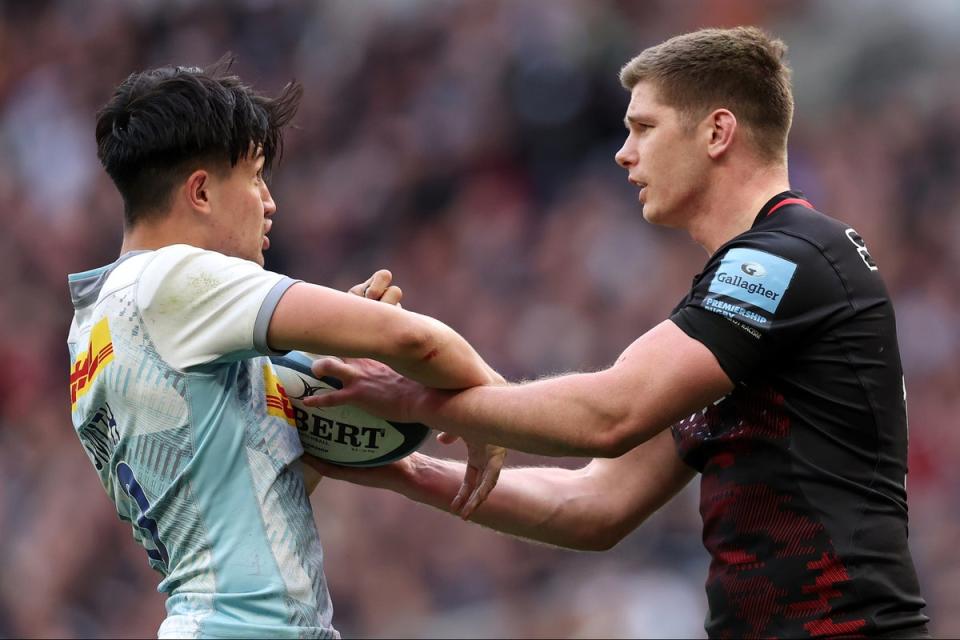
615,141,635,169
262,185,277,216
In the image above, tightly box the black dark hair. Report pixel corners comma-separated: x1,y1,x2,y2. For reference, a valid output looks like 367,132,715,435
95,55,302,225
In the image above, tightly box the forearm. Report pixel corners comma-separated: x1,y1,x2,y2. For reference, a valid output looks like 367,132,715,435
268,284,498,390
394,455,612,551
408,321,734,458
414,373,633,457
381,316,504,390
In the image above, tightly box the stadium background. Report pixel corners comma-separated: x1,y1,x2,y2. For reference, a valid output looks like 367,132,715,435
1,0,958,637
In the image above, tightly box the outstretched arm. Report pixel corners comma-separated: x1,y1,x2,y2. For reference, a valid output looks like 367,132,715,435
286,269,506,514
308,319,733,458
306,429,693,551
267,279,500,390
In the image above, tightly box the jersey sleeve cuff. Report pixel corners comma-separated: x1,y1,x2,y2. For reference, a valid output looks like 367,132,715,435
253,277,300,355
671,307,753,383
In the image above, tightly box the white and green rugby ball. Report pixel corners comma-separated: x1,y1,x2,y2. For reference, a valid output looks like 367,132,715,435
270,351,430,467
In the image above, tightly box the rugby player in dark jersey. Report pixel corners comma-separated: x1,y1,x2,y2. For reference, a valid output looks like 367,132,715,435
304,26,929,638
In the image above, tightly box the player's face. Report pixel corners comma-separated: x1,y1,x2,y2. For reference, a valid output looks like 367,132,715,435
206,151,276,266
615,81,709,228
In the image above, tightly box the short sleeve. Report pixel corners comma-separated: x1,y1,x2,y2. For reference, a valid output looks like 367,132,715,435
671,232,850,382
137,245,299,370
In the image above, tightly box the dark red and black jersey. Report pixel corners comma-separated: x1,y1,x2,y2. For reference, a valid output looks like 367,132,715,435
670,191,928,638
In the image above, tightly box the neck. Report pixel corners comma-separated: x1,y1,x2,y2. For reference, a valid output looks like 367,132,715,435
119,212,204,257
686,163,790,255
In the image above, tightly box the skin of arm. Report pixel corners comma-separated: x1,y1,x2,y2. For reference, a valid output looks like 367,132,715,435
308,319,733,458
307,428,694,551
300,460,324,494
267,281,501,389
280,271,506,515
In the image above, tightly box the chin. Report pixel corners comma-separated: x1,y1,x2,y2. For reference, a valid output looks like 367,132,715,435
641,204,661,224
642,204,681,228
237,247,265,265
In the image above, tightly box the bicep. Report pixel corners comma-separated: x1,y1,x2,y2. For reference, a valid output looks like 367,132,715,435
266,282,428,358
597,319,734,452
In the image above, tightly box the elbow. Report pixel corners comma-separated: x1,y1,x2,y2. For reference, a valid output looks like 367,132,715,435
560,476,639,552
586,401,666,458
569,521,632,552
589,422,645,459
576,530,624,552
571,507,656,551
390,318,438,362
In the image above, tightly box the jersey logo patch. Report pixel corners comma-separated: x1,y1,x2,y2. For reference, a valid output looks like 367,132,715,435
708,248,797,314
70,318,115,409
263,365,296,427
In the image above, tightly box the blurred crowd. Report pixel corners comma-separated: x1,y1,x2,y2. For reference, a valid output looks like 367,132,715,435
1,0,958,637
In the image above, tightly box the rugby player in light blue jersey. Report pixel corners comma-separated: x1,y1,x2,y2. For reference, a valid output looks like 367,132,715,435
67,57,504,639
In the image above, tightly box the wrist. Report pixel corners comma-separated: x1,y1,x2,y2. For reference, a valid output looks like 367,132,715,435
397,452,460,510
390,454,423,496
407,384,450,424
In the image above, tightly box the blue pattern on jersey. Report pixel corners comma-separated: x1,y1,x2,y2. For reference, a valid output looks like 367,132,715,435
185,365,292,635
117,461,170,569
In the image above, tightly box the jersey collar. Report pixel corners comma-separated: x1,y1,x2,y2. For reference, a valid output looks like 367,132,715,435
753,190,814,227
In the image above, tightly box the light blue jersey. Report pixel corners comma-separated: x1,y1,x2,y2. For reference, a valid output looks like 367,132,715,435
67,245,338,639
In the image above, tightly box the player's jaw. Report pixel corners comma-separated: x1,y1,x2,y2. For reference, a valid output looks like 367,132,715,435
258,183,277,261
628,174,665,222
229,207,272,266
630,176,687,227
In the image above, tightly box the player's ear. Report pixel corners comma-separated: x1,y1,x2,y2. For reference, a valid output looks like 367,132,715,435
184,169,212,214
706,108,737,159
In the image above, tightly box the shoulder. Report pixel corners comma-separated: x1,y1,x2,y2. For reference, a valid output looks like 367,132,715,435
692,218,855,332
710,208,859,290
748,206,876,271
725,210,843,263
146,244,265,279
132,246,292,370
138,245,273,308
745,207,888,303
706,227,835,303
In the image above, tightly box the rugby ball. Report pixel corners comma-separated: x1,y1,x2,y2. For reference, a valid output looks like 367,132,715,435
268,351,430,467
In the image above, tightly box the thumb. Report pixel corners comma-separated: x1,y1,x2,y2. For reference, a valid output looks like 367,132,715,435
311,357,353,381
302,390,349,408
436,432,460,445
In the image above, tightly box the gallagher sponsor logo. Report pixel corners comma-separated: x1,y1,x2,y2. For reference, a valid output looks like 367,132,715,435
740,261,766,277
263,365,296,426
713,272,781,301
70,318,115,409
708,247,797,314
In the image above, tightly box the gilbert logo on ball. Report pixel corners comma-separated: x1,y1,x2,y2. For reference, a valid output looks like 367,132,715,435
267,351,429,467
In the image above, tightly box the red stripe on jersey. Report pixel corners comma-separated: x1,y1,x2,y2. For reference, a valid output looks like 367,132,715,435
767,198,814,217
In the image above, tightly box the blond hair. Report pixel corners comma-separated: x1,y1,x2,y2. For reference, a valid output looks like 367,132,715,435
620,26,793,162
